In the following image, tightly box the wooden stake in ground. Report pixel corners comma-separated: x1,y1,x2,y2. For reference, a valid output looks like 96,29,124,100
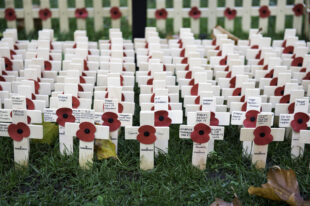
179,111,225,170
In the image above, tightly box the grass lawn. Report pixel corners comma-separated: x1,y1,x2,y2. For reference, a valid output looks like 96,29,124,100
0,1,310,205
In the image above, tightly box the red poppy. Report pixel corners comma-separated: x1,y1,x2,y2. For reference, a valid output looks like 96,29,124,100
253,126,273,145
104,92,125,102
56,108,75,127
302,72,310,80
243,110,260,128
220,56,227,65
229,76,236,88
137,125,156,144
150,94,170,103
240,95,245,102
241,102,247,111
300,68,306,72
270,77,278,86
283,46,294,54
282,40,287,48
259,5,271,18
39,8,52,20
44,61,52,71
190,123,211,144
280,94,290,104
8,122,30,142
188,6,201,19
5,8,16,21
291,57,303,67
180,48,185,57
232,87,242,96
288,102,295,114
154,110,171,127
31,93,36,100
290,112,309,132
4,57,13,71
292,3,304,16
27,79,40,94
72,96,80,109
224,66,230,71
184,64,189,71
102,112,121,132
255,50,262,59
224,7,237,20
83,60,89,71
0,76,5,82
75,8,88,19
217,50,222,56
76,122,96,142
185,71,192,79
155,8,168,19
188,79,195,86
264,69,274,78
181,57,188,64
210,112,219,126
258,58,264,65
163,65,167,71
78,84,84,92
212,39,216,46
2,71,7,75
215,45,220,50
26,98,35,110
274,85,285,96
190,84,199,96
145,42,148,49
79,76,86,84
110,7,122,19
147,78,153,85
14,44,18,50
251,45,259,49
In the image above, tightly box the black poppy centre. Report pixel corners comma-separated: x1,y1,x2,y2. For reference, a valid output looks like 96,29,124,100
260,133,265,137
108,118,114,123
17,129,23,134
63,113,68,119
199,130,204,135
250,117,256,122
144,131,150,137
297,118,303,124
84,129,90,134
158,116,164,121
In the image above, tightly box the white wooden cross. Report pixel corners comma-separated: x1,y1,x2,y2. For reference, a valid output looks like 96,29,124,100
179,111,225,170
125,112,169,170
0,96,43,167
240,114,285,169
300,130,310,169
65,110,109,169
279,98,310,158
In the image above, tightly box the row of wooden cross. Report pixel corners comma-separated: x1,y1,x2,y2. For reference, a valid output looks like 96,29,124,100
0,27,309,171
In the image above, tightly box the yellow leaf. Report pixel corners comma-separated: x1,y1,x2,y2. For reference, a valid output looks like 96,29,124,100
95,140,117,160
33,122,58,145
248,167,310,206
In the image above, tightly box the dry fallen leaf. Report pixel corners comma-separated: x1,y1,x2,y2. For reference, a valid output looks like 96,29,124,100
248,167,310,206
95,139,117,160
210,197,242,206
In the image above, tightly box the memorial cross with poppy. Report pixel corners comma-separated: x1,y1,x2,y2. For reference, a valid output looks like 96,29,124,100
240,114,285,169
179,111,225,170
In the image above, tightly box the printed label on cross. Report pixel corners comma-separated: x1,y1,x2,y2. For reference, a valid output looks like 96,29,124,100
240,114,285,169
179,111,225,170
125,112,168,170
0,96,43,167
279,99,310,158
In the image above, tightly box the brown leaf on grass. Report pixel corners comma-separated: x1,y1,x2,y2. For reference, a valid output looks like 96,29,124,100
210,197,242,206
95,139,117,160
248,167,310,206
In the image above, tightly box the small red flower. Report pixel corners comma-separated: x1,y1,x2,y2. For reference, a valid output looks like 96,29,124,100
253,126,273,145
181,57,188,64
80,76,86,84
264,69,274,78
224,7,237,20
26,98,35,110
220,56,227,65
8,122,30,141
243,110,260,128
288,102,295,114
259,5,271,18
280,94,290,104
190,123,211,144
102,112,121,132
44,61,52,71
274,85,285,96
147,78,153,85
255,50,262,59
232,87,242,96
226,71,232,78
75,8,88,19
300,68,306,72
5,8,16,21
76,122,96,142
78,84,84,92
212,39,216,46
155,8,168,19
39,8,52,20
302,72,310,80
229,76,236,88
180,48,185,57
283,46,294,54
241,102,247,112
282,40,287,48
270,77,278,86
4,57,13,71
291,57,303,67
292,3,304,16
190,84,199,96
56,108,75,127
154,110,171,127
137,125,156,144
185,71,192,79
251,45,259,49
258,58,264,65
210,112,219,126
0,76,5,82
110,7,122,19
84,59,89,71
290,112,309,132
72,96,80,109
189,79,195,86
188,6,201,19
